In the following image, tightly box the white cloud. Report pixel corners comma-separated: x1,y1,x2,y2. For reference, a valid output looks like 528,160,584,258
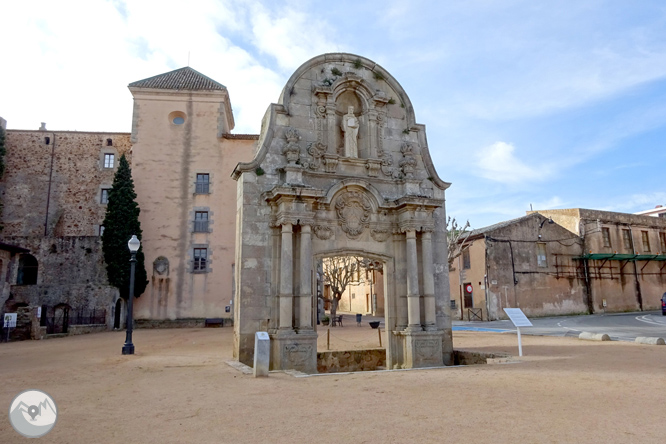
0,0,338,134
244,1,338,72
476,141,548,184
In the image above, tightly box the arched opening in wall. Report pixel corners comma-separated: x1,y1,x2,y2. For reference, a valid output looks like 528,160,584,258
40,304,48,327
50,304,70,334
113,299,123,329
319,254,385,332
17,254,38,285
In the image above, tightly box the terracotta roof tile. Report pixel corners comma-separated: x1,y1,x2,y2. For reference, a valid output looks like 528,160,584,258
128,67,226,91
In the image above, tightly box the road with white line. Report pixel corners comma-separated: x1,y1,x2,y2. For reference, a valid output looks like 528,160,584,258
453,310,666,341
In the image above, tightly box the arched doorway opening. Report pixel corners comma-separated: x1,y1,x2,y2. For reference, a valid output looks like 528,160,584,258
51,304,70,334
319,255,386,324
113,299,123,329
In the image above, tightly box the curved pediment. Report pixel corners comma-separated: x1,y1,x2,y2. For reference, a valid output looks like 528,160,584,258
235,53,449,192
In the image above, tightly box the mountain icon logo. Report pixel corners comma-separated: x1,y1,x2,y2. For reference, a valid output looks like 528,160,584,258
8,389,58,438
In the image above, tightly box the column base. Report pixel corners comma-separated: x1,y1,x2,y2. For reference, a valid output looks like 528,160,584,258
270,330,318,373
395,330,444,368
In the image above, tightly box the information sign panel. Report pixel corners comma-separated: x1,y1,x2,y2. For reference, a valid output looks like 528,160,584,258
4,313,17,328
503,308,533,327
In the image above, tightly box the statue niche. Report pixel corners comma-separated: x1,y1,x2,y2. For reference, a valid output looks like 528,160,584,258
342,106,359,157
336,90,363,158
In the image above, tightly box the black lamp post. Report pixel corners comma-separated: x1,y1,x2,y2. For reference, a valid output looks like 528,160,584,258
122,235,140,355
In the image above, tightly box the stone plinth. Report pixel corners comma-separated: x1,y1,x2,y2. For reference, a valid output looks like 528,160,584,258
270,330,318,373
396,330,445,368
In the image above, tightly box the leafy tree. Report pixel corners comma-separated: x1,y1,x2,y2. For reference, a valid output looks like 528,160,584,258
102,154,148,299
447,217,472,271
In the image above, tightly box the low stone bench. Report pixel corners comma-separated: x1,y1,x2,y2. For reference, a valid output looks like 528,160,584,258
205,318,225,328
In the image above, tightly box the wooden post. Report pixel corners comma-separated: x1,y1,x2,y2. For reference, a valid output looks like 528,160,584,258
327,328,330,350
378,327,382,348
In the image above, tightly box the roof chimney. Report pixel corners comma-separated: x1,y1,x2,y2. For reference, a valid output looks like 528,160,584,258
39,122,47,131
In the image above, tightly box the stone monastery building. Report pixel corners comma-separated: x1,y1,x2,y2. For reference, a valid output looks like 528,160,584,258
1,54,454,371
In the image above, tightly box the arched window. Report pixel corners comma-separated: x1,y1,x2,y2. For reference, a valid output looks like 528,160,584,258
17,254,38,285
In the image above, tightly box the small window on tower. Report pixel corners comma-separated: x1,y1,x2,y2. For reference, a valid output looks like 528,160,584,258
101,188,111,204
107,138,113,146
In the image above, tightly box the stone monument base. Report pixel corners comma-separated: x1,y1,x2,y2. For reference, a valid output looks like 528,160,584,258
270,330,318,373
395,330,445,368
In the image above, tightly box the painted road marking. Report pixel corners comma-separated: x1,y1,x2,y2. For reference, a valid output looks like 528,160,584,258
635,315,666,326
452,326,512,333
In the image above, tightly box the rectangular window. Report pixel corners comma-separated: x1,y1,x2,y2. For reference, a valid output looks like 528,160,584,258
601,227,611,248
195,174,210,194
104,153,115,168
537,243,547,267
100,188,111,204
622,229,633,252
642,231,651,252
194,211,209,232
462,248,471,270
193,248,207,271
660,232,666,253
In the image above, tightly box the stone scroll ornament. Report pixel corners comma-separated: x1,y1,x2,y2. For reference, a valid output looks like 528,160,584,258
335,191,373,238
301,142,327,170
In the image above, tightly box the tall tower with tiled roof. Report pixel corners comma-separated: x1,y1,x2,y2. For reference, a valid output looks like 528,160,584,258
128,67,254,321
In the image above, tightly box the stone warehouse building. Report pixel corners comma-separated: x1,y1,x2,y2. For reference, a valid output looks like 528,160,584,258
450,209,666,321
1,53,454,371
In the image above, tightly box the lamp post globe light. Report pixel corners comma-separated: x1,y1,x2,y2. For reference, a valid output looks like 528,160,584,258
122,235,141,355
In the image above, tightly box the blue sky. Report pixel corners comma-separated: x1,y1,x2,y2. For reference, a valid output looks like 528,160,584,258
2,0,665,228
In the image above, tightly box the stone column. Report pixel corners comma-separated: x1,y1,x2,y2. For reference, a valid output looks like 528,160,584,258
279,222,293,330
326,100,337,154
299,224,313,330
367,109,378,158
405,229,421,330
421,230,436,330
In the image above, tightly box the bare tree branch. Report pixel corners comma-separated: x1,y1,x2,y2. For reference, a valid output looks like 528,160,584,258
447,216,472,270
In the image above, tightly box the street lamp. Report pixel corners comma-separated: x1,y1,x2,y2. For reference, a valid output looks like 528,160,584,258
122,235,140,355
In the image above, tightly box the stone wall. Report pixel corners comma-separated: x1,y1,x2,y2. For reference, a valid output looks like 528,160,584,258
3,236,110,286
317,348,386,373
2,130,131,237
1,237,118,327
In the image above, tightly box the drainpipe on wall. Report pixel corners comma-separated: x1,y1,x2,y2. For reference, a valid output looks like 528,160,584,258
583,258,593,314
44,133,56,237
628,227,643,311
485,242,491,320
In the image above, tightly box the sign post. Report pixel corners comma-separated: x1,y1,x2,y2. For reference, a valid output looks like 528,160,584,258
503,308,532,356
4,313,17,342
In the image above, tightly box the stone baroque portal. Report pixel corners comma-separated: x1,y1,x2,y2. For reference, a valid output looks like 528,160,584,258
232,53,453,373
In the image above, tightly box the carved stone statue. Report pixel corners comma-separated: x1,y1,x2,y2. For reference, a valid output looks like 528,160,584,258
341,106,359,157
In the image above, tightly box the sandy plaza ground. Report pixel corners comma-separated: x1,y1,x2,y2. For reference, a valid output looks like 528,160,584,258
1,324,666,443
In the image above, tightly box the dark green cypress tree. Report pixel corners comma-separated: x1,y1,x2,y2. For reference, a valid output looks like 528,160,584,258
102,154,148,299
